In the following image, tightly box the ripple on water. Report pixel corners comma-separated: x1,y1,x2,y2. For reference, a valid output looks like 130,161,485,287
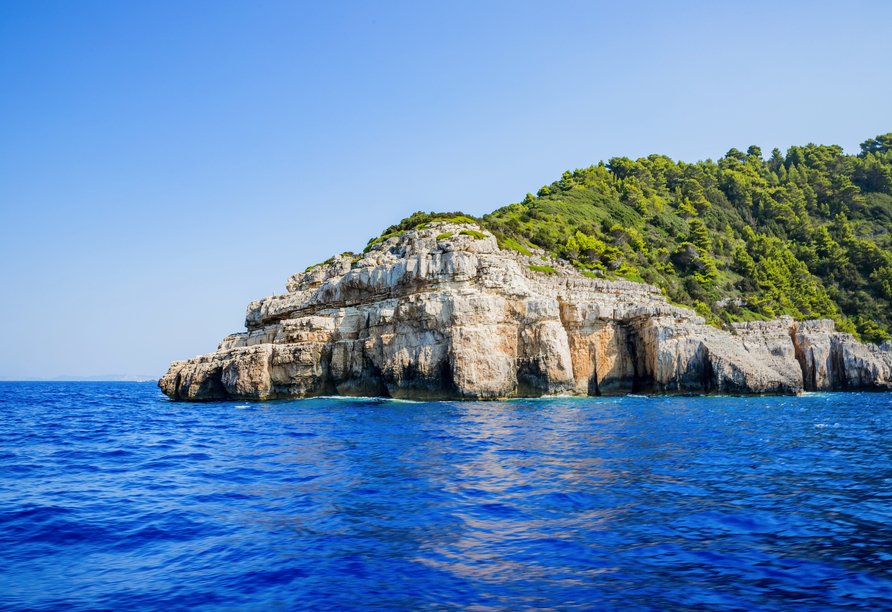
0,382,891,611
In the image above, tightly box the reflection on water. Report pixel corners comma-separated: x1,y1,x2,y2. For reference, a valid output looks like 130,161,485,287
1,383,892,610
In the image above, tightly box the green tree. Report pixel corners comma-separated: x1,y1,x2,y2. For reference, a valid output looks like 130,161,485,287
683,178,711,214
860,133,892,155
607,157,637,180
871,266,892,301
768,148,784,172
813,226,848,272
830,175,865,215
567,231,606,263
832,213,855,247
725,148,745,162
688,219,711,252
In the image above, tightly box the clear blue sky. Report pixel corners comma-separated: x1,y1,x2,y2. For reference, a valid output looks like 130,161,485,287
1,1,890,379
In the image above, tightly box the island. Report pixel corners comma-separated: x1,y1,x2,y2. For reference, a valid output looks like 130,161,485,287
160,135,892,400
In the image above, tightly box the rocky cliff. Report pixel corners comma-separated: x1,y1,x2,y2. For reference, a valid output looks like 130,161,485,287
159,222,892,401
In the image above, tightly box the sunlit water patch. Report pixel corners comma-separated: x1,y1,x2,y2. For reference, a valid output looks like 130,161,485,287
1,382,891,611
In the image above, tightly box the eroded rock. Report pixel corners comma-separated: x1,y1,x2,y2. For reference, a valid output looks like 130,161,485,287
159,222,891,401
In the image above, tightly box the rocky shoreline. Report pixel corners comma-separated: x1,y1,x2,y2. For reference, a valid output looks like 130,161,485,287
159,222,892,401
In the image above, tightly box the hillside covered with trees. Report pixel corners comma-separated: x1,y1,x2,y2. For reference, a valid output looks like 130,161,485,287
365,134,892,343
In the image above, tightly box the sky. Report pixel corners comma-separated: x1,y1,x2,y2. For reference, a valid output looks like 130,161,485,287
1,1,890,379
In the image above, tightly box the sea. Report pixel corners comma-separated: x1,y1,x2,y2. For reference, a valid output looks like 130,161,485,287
1,382,891,611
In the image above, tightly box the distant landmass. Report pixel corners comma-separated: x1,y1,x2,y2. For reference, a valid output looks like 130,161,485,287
0,375,158,382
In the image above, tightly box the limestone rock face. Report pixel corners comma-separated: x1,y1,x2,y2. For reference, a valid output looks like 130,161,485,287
792,319,892,390
159,222,891,401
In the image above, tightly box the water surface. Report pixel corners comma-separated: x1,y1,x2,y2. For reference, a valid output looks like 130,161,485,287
1,382,891,610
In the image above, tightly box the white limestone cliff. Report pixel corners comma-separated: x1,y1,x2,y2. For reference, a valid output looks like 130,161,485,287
159,222,892,401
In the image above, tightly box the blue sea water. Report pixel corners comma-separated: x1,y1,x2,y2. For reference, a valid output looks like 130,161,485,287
1,383,892,611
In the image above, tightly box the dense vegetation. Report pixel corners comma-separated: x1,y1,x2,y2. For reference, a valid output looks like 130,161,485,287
365,134,892,343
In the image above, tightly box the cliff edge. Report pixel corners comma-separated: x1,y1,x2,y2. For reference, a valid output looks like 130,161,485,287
159,223,892,401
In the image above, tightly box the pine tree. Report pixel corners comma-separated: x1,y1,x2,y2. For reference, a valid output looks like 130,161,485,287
769,148,784,172
689,219,712,252
833,213,855,247
683,178,710,214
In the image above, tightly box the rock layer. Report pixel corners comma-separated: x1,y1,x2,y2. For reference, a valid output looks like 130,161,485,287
159,223,892,401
